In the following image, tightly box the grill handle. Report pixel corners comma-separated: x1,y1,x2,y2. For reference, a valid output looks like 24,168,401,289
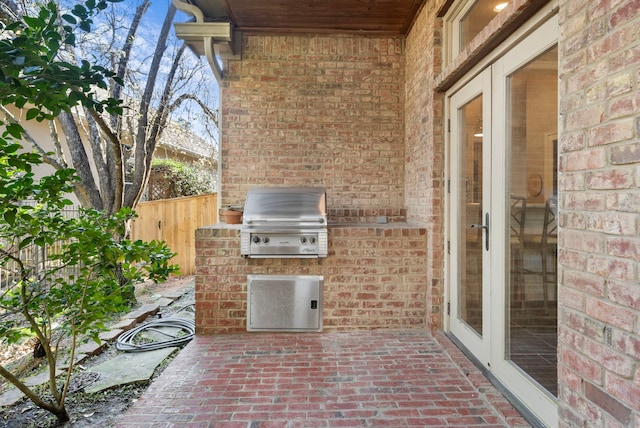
245,218,326,224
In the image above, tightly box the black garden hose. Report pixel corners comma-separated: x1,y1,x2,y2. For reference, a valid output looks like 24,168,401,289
115,306,195,352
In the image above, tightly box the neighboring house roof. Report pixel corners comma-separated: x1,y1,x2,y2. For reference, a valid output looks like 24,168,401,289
91,88,218,161
156,121,217,160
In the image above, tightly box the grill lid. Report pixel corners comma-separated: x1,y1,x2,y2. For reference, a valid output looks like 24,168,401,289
243,187,327,227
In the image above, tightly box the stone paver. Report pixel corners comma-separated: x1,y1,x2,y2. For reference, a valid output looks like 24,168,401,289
115,330,531,427
85,347,178,393
126,303,160,323
0,291,187,408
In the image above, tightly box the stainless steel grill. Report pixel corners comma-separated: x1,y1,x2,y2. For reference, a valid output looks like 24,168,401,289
240,187,328,258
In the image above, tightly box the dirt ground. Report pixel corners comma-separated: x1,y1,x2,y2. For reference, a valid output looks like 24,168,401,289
0,275,194,428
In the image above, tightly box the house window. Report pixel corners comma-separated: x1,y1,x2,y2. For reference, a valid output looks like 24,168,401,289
443,0,508,64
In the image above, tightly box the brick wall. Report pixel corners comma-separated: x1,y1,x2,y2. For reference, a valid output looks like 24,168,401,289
404,2,446,329
220,34,406,213
195,225,427,334
200,0,640,425
557,0,640,426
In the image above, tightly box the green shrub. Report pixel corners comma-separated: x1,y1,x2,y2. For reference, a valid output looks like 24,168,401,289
0,2,178,421
0,124,178,423
151,158,216,198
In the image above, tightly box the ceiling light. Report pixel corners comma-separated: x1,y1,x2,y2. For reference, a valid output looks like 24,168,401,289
473,119,483,138
493,2,509,12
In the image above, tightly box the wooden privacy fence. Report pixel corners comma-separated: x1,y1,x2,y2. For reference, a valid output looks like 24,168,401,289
130,193,218,275
1,204,80,291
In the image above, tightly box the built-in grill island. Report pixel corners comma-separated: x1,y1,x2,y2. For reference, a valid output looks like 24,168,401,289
194,186,428,335
240,187,327,331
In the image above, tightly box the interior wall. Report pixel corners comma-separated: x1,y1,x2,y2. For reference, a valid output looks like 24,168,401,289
525,70,558,204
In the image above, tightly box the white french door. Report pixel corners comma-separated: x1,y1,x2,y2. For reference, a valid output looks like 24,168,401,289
446,16,559,427
448,67,492,366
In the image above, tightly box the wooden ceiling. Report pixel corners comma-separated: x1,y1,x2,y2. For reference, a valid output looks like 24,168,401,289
192,0,429,35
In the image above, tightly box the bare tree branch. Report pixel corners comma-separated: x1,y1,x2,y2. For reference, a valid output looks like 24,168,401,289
47,120,69,169
83,110,115,213
110,0,149,132
0,0,19,19
147,43,187,149
167,93,219,127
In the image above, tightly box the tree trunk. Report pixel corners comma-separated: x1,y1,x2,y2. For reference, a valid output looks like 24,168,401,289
53,407,71,423
125,3,177,209
84,110,116,213
57,112,104,210
115,263,136,304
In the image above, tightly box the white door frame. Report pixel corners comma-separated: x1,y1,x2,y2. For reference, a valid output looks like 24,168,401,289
447,67,492,368
444,13,559,428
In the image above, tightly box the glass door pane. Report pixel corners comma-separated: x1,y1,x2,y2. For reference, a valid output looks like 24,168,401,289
506,46,558,396
459,95,484,336
460,0,507,47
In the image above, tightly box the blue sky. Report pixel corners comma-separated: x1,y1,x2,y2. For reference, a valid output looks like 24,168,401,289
102,0,219,143
143,0,187,27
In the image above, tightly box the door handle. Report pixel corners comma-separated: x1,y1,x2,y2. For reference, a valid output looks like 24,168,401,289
470,212,490,251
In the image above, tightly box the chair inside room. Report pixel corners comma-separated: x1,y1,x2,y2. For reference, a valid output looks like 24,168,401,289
521,196,558,314
510,195,527,302
539,196,558,313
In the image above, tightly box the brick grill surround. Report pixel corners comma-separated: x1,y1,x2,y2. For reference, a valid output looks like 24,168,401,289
195,224,427,334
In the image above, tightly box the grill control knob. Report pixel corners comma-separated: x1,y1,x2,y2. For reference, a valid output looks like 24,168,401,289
309,236,316,244
252,236,261,244
263,236,270,244
300,236,307,244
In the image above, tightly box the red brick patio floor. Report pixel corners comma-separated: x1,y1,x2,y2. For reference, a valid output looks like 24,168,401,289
115,330,532,427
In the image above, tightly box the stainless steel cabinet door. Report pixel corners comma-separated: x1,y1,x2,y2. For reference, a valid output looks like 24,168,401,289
247,275,323,332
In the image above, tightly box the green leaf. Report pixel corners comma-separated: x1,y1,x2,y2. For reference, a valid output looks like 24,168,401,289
61,14,77,24
3,209,16,225
5,123,24,139
13,97,27,109
4,22,22,32
23,16,44,29
26,108,40,120
19,236,34,250
46,39,60,54
65,33,76,46
72,4,88,17
4,143,21,153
